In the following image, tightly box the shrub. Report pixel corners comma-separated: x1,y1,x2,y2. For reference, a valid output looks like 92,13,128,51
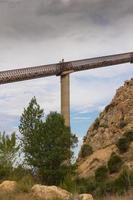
124,130,133,142
112,170,131,195
9,165,33,182
80,144,93,158
108,153,123,173
0,132,19,180
105,104,111,112
93,118,100,129
116,137,130,153
18,175,35,193
119,120,126,128
60,175,78,193
129,170,133,186
75,169,133,197
76,177,97,194
100,123,108,128
95,166,108,182
0,164,11,181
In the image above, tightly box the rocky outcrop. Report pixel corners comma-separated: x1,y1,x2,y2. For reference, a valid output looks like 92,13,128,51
78,78,133,178
31,184,94,200
31,184,72,200
78,194,93,200
0,180,94,200
0,180,17,193
78,145,116,178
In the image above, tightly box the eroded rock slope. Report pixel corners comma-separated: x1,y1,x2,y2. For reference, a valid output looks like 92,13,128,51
78,78,133,178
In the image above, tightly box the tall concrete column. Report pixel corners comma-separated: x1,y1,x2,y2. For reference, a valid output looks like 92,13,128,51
61,73,70,128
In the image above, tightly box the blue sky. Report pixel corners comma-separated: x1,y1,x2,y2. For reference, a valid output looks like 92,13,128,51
0,0,133,154
71,69,133,153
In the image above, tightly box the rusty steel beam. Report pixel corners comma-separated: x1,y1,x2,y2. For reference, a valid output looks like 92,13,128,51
0,52,133,85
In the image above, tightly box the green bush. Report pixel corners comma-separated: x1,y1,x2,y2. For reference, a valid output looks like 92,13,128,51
76,177,97,194
18,175,35,193
105,104,114,112
60,175,78,193
93,118,100,129
0,164,11,181
100,123,108,128
129,170,133,186
0,132,19,181
108,153,123,173
124,130,133,142
112,170,131,195
80,144,93,158
116,137,129,153
119,120,126,128
95,166,108,182
9,165,33,182
75,169,133,197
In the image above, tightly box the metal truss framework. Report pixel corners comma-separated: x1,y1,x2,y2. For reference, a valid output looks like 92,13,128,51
0,52,133,85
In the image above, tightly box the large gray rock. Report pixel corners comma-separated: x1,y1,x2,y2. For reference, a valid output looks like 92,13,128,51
31,184,72,200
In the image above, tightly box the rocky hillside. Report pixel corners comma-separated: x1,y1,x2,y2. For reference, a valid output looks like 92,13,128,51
78,78,133,178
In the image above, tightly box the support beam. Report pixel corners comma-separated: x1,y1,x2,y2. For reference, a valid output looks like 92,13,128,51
61,73,70,128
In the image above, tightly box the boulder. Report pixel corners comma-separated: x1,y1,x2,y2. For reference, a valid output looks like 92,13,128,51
0,180,17,193
31,184,72,200
78,194,93,200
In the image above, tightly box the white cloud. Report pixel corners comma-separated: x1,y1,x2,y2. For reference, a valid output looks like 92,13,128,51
0,77,60,116
71,75,116,111
74,116,91,121
0,0,133,136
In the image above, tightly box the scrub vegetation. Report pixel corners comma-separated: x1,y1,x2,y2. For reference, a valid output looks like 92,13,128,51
0,97,132,200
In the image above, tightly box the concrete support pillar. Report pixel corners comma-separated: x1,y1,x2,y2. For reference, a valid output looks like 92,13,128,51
61,73,70,128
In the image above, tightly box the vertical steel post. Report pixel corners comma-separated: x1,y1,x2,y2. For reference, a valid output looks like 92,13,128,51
60,73,70,128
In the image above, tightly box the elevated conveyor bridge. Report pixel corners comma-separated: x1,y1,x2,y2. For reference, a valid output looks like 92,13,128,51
0,52,133,127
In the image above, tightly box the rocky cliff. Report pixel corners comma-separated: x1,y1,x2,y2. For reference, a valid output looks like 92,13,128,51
78,78,133,178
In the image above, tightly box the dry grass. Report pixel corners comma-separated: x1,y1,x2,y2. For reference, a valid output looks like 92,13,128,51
98,191,133,200
0,191,60,200
103,195,133,200
0,191,133,200
0,192,40,200
107,197,133,200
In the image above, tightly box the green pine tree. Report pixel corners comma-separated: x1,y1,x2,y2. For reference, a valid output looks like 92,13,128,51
19,97,78,185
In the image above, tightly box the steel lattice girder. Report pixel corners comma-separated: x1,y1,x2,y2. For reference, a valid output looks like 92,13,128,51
0,52,133,84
